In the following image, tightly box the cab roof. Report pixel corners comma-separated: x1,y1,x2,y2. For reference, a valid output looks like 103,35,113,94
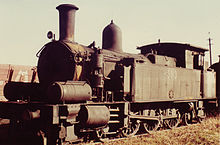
137,42,208,53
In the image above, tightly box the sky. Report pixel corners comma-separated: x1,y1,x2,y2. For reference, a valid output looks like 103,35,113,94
0,0,219,66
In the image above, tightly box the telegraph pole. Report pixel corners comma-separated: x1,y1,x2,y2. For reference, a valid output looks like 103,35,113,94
208,32,212,66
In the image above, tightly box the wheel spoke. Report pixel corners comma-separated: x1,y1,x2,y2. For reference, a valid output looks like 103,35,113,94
121,120,140,137
165,118,180,129
183,112,192,125
143,120,160,133
165,112,181,129
95,129,104,139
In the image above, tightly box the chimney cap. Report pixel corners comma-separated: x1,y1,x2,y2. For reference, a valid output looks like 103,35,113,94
56,4,79,11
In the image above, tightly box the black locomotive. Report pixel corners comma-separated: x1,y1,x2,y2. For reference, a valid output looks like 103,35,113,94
0,4,219,145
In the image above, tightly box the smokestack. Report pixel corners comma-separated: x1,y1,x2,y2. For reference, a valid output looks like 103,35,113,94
56,4,79,42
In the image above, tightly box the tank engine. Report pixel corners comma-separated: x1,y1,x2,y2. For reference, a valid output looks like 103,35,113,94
0,4,218,145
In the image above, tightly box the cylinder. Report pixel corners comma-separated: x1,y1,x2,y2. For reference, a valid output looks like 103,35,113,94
56,4,79,42
47,81,91,103
78,105,110,127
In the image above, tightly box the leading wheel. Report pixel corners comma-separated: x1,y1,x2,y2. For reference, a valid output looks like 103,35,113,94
143,120,160,133
121,120,140,137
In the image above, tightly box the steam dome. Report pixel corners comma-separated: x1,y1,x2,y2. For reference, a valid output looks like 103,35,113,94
102,20,122,53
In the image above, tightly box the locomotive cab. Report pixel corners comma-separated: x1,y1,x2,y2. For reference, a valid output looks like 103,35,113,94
138,42,208,70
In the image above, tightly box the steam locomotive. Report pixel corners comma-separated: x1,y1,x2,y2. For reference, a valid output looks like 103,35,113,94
0,4,219,145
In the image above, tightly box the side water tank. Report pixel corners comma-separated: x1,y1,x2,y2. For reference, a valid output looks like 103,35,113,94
102,20,123,53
